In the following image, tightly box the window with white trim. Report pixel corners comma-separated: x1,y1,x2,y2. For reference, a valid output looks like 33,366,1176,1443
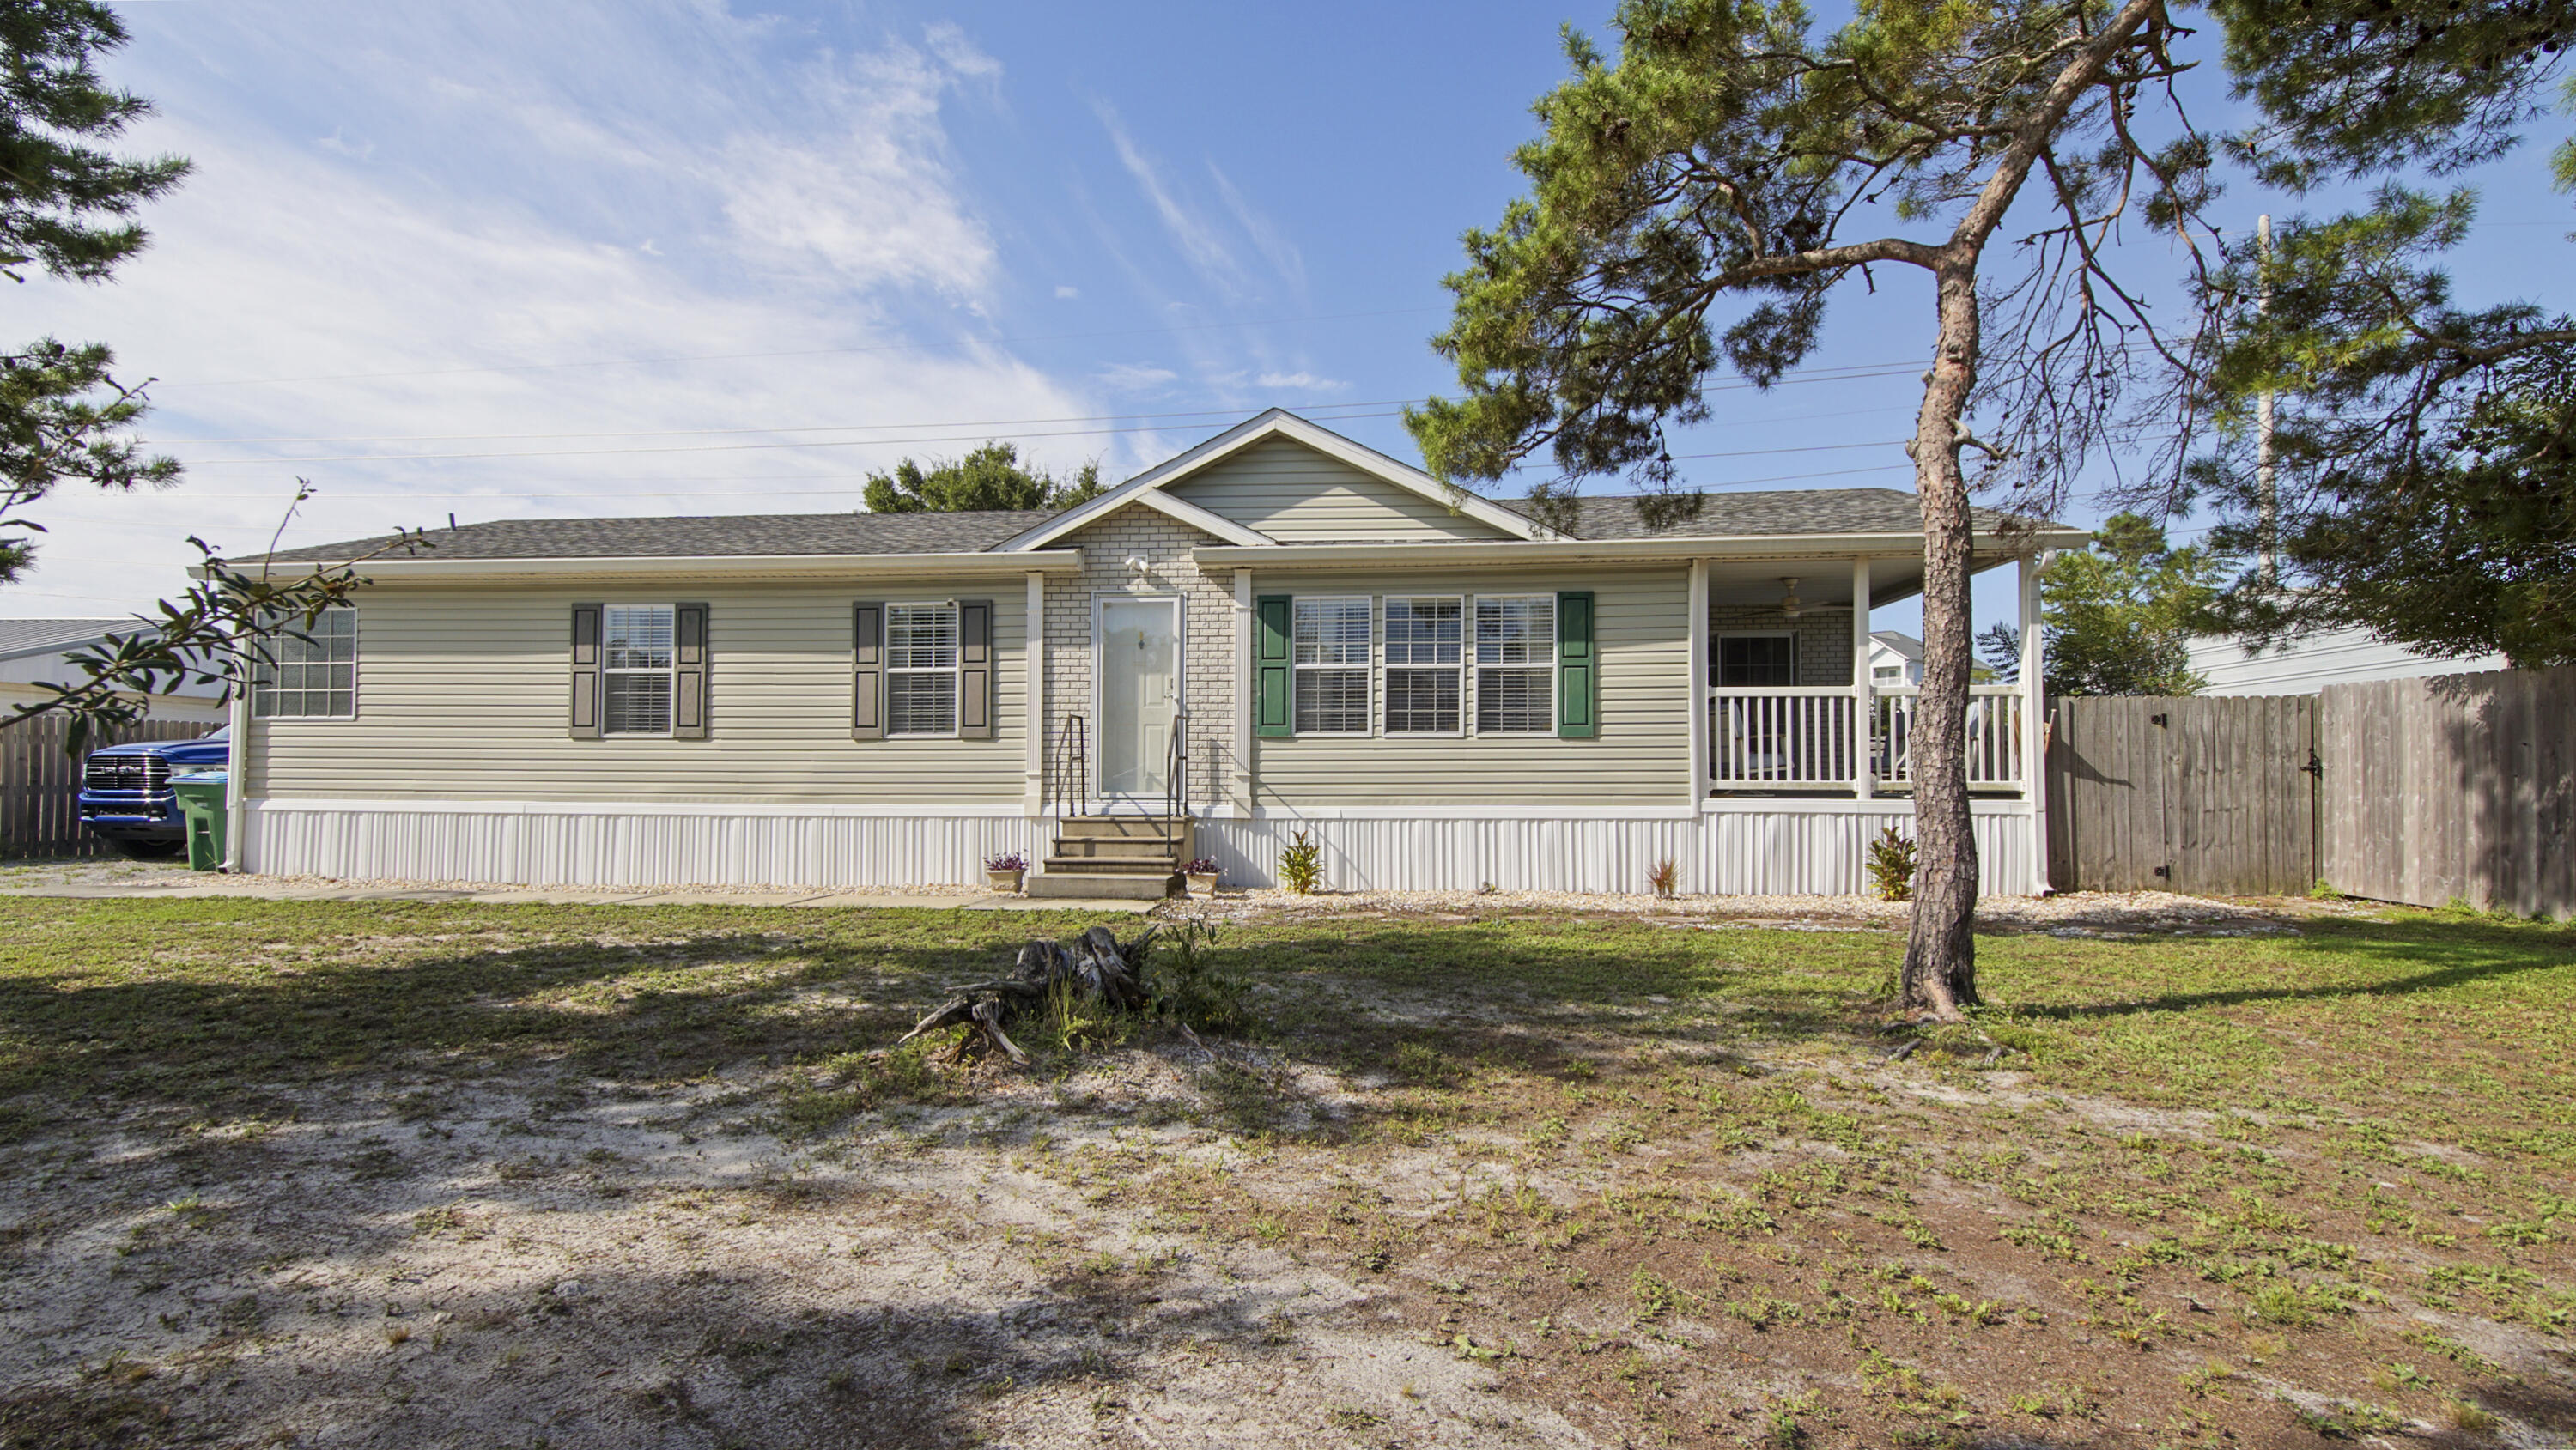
1716,633,1798,687
1474,595,1555,733
252,606,357,719
1292,597,1370,734
1382,596,1461,733
1873,664,1905,685
885,604,961,736
601,604,676,735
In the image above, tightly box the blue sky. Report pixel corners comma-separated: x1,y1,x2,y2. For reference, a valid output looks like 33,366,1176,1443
11,0,2569,640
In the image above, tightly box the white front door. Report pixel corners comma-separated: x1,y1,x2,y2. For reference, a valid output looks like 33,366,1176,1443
1098,597,1180,802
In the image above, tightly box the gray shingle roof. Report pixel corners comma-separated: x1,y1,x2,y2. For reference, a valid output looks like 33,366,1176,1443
0,618,131,659
1871,629,1923,659
248,509,1058,564
1561,488,2013,540
242,486,2034,567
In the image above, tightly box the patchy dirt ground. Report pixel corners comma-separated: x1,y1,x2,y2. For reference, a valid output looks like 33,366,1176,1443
0,895,2568,1448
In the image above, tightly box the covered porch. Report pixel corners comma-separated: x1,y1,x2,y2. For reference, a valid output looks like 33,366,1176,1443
1688,552,2045,799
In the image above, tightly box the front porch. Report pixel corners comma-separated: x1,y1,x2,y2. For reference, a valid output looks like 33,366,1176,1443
1686,554,2044,801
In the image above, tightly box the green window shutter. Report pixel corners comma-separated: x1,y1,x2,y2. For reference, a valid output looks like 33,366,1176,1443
1557,591,1596,738
568,603,602,739
1255,595,1292,738
673,603,710,740
852,602,884,741
957,598,994,740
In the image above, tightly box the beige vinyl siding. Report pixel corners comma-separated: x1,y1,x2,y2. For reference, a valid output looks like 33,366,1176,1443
249,582,1026,804
1252,566,1691,807
1166,436,1515,542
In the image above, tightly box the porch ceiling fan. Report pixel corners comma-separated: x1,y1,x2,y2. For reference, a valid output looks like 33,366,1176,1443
1777,577,1803,619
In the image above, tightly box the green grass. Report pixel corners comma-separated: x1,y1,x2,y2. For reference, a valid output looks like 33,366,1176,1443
1,896,2570,1444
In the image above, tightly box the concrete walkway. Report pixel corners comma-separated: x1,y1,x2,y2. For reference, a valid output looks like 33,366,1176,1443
0,873,1157,913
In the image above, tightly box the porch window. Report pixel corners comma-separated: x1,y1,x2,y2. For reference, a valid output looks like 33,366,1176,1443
1474,595,1554,733
1293,597,1371,734
252,605,357,719
602,604,677,735
1716,633,1798,687
1382,596,1461,733
885,604,961,737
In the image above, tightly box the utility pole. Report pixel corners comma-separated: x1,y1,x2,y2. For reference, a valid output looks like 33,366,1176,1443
2257,213,2278,587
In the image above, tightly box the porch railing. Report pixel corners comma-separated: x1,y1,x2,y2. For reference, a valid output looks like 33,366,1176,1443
1710,688,1862,786
1707,683,2027,792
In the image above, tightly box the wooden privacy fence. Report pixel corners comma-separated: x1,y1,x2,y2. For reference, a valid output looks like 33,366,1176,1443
2317,666,2576,917
0,714,216,858
2046,695,2319,896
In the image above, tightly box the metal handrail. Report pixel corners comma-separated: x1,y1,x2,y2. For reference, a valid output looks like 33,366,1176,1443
1163,709,1188,860
1048,713,1087,814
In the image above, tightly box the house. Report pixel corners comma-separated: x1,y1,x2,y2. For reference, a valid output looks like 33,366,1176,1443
2184,625,2507,696
0,618,230,724
218,410,2081,896
1867,630,1923,688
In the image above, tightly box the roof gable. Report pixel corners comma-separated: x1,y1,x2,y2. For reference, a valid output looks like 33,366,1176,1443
993,410,1550,552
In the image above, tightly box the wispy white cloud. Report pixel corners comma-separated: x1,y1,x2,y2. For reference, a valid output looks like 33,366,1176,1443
4,2,1093,615
1094,100,1245,294
1255,371,1346,393
1096,361,1178,394
1208,161,1305,299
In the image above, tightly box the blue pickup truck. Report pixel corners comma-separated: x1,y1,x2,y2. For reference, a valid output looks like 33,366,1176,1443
77,727,232,858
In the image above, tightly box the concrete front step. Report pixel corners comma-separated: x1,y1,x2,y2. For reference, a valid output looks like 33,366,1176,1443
1051,837,1185,859
1025,871,1177,901
1042,856,1178,875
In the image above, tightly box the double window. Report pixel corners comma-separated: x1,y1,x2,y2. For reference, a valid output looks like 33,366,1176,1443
252,606,357,719
602,604,677,735
1292,597,1371,734
1475,595,1555,733
1383,597,1462,733
885,604,961,737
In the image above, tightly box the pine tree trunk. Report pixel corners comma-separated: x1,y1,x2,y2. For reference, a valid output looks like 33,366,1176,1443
1901,260,1984,1018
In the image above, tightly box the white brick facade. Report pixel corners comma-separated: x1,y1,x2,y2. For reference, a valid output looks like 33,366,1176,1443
1039,503,1239,811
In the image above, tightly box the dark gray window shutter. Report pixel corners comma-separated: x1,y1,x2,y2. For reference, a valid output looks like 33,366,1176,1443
1255,595,1292,738
958,598,994,740
673,603,709,740
569,603,602,739
852,602,884,740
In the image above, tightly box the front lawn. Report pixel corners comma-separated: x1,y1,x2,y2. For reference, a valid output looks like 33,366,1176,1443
0,895,2567,1447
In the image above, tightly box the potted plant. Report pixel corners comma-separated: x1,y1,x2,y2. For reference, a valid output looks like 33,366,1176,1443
1182,856,1221,899
984,851,1029,895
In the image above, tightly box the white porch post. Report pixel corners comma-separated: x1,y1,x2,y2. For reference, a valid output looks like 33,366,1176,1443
1686,559,1709,804
222,652,250,871
1851,556,1874,799
1024,571,1046,817
1232,567,1255,816
2020,551,2050,892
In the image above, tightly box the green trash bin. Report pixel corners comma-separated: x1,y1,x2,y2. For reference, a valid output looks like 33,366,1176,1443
172,770,229,872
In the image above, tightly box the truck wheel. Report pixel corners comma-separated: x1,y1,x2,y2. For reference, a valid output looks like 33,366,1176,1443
112,839,185,860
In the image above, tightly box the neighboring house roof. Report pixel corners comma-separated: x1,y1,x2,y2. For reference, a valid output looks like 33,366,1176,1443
251,509,1056,565
2184,626,2508,697
0,618,131,661
1869,630,1923,660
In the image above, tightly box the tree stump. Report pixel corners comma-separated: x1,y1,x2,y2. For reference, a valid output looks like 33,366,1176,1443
896,924,1160,1065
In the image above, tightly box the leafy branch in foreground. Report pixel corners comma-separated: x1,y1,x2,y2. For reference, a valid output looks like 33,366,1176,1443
6,482,434,754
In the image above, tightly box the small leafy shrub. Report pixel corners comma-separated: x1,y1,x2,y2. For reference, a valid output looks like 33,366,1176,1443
1150,919,1253,1035
1647,857,1679,898
1278,829,1323,894
1866,824,1917,901
984,852,1029,872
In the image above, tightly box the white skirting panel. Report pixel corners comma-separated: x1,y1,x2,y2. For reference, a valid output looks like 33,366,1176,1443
247,800,1049,889
246,798,2041,896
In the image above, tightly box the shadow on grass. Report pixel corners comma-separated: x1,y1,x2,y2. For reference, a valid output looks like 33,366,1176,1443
2002,914,2576,1022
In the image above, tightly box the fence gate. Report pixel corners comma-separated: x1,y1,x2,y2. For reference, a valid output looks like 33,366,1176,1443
2046,695,2318,895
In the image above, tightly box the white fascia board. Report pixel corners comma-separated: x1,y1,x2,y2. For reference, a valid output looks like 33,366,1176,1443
191,549,1085,585
1192,527,2087,570
1126,488,1277,547
992,407,1552,552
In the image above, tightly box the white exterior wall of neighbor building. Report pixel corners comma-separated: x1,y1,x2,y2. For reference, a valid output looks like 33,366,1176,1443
2,638,231,723
2184,627,2508,696
1866,634,1923,686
